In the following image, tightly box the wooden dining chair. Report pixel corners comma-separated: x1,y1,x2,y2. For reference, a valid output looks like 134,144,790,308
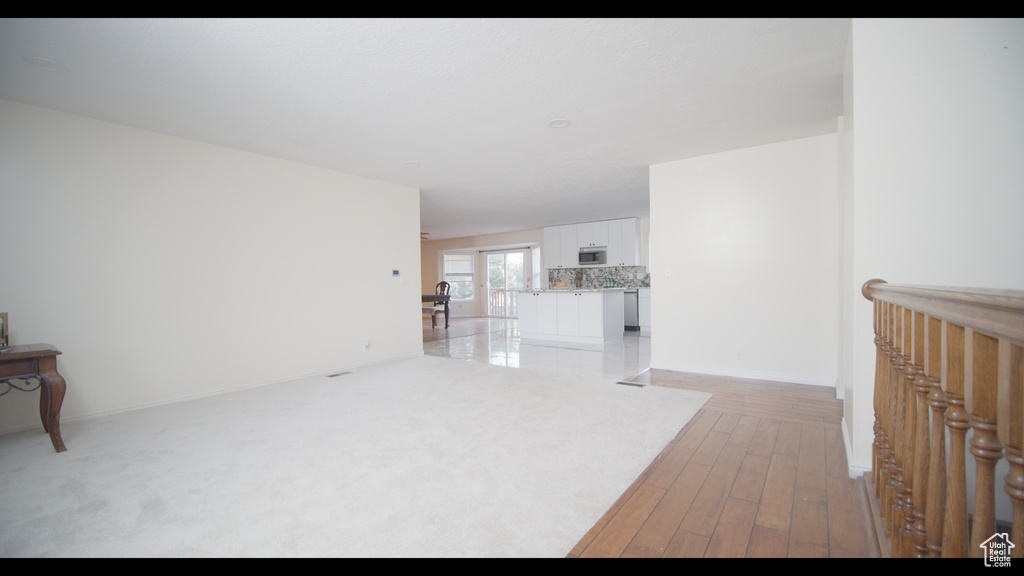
423,281,451,329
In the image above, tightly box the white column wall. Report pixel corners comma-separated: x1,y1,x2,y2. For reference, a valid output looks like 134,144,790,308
843,19,1024,472
649,133,840,387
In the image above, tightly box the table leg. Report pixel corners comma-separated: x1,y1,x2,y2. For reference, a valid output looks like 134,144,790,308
444,302,450,329
37,356,66,453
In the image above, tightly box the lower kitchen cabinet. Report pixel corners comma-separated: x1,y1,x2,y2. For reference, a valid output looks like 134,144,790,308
518,290,558,335
556,292,581,336
518,289,625,349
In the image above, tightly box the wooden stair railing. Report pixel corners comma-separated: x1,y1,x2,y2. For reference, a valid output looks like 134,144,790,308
862,280,1024,558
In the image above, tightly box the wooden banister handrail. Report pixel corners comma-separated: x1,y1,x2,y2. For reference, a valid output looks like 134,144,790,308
863,279,1024,344
861,279,1024,559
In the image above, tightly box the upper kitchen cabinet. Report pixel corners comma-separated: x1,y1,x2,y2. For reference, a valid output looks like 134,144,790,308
606,218,640,266
543,218,641,269
543,224,579,268
576,221,608,248
542,226,560,268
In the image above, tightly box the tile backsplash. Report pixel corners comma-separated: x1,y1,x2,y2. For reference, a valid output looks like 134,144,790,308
548,266,650,289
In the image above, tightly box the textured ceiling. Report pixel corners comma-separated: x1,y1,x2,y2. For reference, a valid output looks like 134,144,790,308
0,18,850,240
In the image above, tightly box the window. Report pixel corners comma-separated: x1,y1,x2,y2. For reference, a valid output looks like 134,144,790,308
442,252,475,301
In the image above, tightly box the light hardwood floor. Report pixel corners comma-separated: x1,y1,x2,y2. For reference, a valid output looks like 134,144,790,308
568,368,879,558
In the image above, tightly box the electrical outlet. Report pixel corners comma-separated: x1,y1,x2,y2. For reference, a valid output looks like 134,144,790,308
736,349,744,361
363,340,371,351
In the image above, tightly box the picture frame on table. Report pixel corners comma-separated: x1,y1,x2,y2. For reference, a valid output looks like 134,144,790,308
0,313,7,347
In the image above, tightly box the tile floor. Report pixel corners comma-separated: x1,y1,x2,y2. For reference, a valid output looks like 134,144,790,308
422,316,651,383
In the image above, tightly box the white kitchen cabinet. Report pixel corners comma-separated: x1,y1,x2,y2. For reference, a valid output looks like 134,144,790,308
542,226,562,269
543,224,579,269
559,225,578,268
576,292,606,337
556,291,605,337
606,218,640,266
518,289,624,349
537,292,559,334
544,218,639,269
556,292,579,335
519,291,559,335
576,221,608,248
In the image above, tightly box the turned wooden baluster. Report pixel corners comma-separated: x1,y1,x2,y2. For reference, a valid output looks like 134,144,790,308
888,302,902,545
890,304,909,555
943,322,969,557
864,279,891,513
1002,342,1023,557
898,306,920,557
967,331,1003,557
924,315,948,557
873,298,885,498
880,302,897,535
877,301,894,510
910,311,931,557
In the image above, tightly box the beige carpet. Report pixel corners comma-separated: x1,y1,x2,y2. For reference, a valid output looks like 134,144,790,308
0,355,709,558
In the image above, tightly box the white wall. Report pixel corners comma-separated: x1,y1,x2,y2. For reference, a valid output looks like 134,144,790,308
838,26,856,469
842,19,1024,472
649,133,839,386
0,100,423,434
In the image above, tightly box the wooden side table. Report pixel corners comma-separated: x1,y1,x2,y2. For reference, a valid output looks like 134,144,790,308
0,344,67,452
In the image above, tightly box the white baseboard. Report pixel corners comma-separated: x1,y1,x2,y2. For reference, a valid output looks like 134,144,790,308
648,360,837,388
842,417,872,479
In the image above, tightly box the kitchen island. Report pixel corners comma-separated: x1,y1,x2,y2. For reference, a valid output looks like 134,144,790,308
517,288,625,349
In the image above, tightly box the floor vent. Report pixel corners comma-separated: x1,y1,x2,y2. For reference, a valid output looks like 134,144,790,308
616,380,646,387
326,372,352,378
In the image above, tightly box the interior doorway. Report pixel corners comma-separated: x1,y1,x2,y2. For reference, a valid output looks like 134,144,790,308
485,250,527,317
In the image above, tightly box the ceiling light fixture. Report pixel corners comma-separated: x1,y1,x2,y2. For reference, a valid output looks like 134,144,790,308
24,56,68,72
548,119,571,128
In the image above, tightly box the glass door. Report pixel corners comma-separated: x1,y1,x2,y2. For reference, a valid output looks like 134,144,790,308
486,251,526,317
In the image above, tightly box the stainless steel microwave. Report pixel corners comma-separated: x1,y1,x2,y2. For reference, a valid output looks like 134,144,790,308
578,249,606,265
